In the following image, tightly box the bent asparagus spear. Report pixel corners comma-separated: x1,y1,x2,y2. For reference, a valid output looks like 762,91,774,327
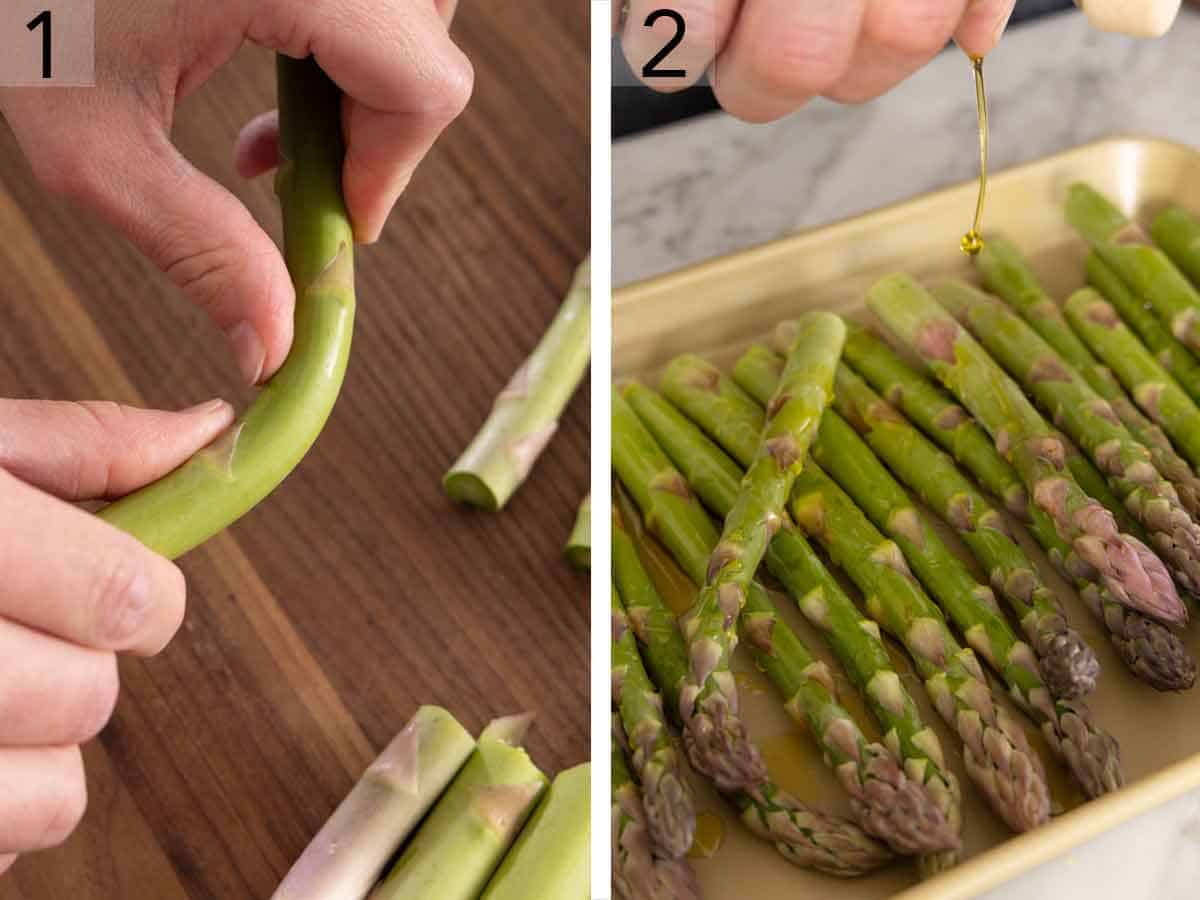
658,360,1050,835
370,716,547,900
614,399,938,859
976,238,1200,517
612,584,697,858
674,313,844,792
1065,184,1200,354
1087,252,1200,407
841,325,1196,692
566,494,592,570
99,56,354,558
1065,289,1200,469
612,404,894,874
624,383,961,868
272,707,475,900
481,763,590,900
930,277,1197,618
867,275,1180,626
750,341,1097,700
612,721,700,900
444,256,591,511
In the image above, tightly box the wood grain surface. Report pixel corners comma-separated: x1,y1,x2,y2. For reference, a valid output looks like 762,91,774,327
0,6,589,898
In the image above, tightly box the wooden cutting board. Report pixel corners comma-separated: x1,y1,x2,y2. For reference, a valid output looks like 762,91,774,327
0,6,589,897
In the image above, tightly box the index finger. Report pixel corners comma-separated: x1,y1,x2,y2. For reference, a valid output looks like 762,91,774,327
249,0,474,243
621,0,739,92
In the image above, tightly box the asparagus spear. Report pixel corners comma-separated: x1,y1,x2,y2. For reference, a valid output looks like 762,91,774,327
1153,206,1200,288
1087,251,1200,407
624,383,961,865
566,494,591,570
748,342,1097,700
444,256,591,511
612,721,700,900
930,277,1196,620
841,325,1196,690
658,360,1050,834
481,763,590,900
727,353,1122,800
612,404,896,874
612,584,697,858
673,312,844,792
1065,184,1200,354
1065,289,1200,469
98,56,354,558
976,238,1200,517
615,402,946,857
370,716,548,900
273,707,475,900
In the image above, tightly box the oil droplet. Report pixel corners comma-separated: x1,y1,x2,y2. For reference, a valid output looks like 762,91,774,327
1024,727,1086,815
760,733,823,801
688,812,726,859
735,668,773,697
961,54,989,257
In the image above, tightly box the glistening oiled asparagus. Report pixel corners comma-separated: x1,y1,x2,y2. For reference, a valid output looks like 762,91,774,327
675,312,844,792
624,382,961,865
273,707,475,900
867,275,1179,626
612,722,700,900
658,359,1051,834
841,325,1196,691
1152,205,1200,288
481,763,590,900
931,277,1196,620
727,354,1123,801
612,404,896,874
370,716,547,900
1065,289,1200,469
444,257,591,511
751,341,1097,700
99,56,354,558
612,584,697,858
1087,252,1200,407
1065,184,1200,354
976,239,1200,517
565,494,591,570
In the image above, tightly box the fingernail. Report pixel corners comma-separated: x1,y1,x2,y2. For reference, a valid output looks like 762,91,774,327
183,398,234,418
993,6,1015,43
225,322,265,385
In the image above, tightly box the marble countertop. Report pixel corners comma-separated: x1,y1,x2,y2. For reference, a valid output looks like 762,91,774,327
614,9,1200,286
614,10,1200,899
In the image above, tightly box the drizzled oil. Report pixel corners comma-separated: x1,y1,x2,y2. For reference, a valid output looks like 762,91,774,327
961,54,989,256
688,812,726,859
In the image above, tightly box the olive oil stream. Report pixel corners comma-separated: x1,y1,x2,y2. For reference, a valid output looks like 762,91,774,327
961,54,989,256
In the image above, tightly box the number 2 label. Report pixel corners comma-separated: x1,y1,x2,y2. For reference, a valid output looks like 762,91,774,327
641,9,687,80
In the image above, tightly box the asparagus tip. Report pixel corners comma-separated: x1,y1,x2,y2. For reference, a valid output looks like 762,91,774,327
850,744,961,856
1036,627,1101,700
1112,613,1198,691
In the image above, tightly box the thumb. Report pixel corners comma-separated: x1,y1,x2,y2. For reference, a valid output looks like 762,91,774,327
0,397,235,501
26,104,295,385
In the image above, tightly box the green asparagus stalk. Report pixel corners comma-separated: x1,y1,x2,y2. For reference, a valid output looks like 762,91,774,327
674,312,844,792
444,256,591,511
611,721,700,900
729,352,1121,800
481,763,590,900
611,404,897,874
1065,184,1200,354
841,325,1196,691
98,56,354,558
624,382,961,864
370,716,547,900
565,494,591,570
612,584,697,858
1065,289,1200,469
272,707,475,900
930,277,1196,619
1152,206,1200,288
976,238,1200,518
1087,252,1200,407
869,275,1178,624
659,358,1051,834
750,342,1097,700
